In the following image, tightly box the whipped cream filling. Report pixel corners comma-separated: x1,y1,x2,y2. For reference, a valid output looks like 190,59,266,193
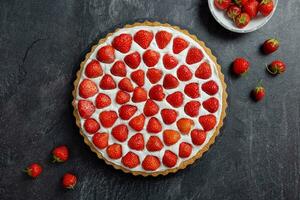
74,25,223,173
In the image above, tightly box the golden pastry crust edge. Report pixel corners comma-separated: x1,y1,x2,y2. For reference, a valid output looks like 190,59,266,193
72,21,228,177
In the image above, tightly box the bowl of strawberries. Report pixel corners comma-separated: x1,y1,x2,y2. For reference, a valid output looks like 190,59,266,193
208,0,277,33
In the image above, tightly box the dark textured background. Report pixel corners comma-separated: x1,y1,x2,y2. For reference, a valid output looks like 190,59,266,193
1,0,300,200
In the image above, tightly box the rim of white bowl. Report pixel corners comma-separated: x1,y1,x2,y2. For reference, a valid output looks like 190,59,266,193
208,0,278,33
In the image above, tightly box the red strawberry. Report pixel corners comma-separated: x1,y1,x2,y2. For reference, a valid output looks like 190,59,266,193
173,37,189,54
99,111,118,128
84,118,100,134
163,130,181,146
177,65,193,81
79,79,98,98
233,0,248,6
142,155,160,171
62,173,77,189
100,74,116,90
118,104,137,120
161,109,178,125
146,117,162,133
85,59,103,78
96,45,115,63
52,145,69,163
106,143,122,159
129,114,145,131
146,68,163,84
163,54,178,69
184,83,200,98
232,58,250,75
124,51,141,69
149,85,165,101
243,0,259,18
115,90,130,104
202,80,219,95
162,150,178,168
203,97,219,113
226,5,242,19
199,114,217,131
195,62,212,79
118,78,134,92
132,87,147,102
166,92,184,108
267,60,286,75
121,152,140,168
186,47,203,65
263,38,280,54
252,86,265,101
191,129,207,145
110,61,126,77
184,101,201,117
235,13,251,28
179,142,192,158
143,99,159,116
146,136,163,151
259,0,274,16
25,163,42,178
176,118,194,134
134,30,154,49
143,49,160,67
214,0,232,10
112,33,132,53
111,124,128,142
131,70,145,86
78,100,95,119
163,74,179,89
95,93,111,108
155,31,172,49
128,133,144,151
92,132,108,149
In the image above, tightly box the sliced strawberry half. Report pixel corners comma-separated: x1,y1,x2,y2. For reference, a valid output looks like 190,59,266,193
99,74,116,90
146,117,162,133
149,85,165,101
118,78,134,92
179,142,192,158
130,69,145,87
163,54,178,70
202,80,219,95
99,111,118,128
92,132,108,149
142,155,160,171
186,47,203,65
134,30,154,49
198,114,217,131
132,87,147,102
161,109,177,125
184,83,200,98
111,124,128,142
143,99,159,117
79,79,98,98
146,136,163,152
112,33,132,53
143,49,160,67
124,51,141,69
129,114,145,131
195,62,212,79
122,152,140,168
184,101,201,117
177,65,193,81
191,129,207,145
118,104,137,120
166,92,184,108
110,61,126,77
78,100,95,119
155,31,172,49
163,74,179,89
163,130,181,146
85,59,103,78
95,93,111,109
146,68,163,84
106,143,122,159
128,133,144,151
96,45,115,63
84,118,100,134
115,90,130,105
173,37,189,54
203,97,219,113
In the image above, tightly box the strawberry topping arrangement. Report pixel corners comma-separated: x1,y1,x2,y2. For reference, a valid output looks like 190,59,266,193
214,0,275,28
73,22,226,176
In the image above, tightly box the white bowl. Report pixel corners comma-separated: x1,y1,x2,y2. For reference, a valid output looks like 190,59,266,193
208,0,278,33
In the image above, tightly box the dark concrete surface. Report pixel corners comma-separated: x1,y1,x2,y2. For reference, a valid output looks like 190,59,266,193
0,0,300,199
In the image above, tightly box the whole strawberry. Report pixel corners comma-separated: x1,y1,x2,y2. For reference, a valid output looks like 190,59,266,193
263,38,279,54
232,58,250,75
52,145,69,163
62,173,77,189
25,163,42,178
252,86,265,101
267,60,286,75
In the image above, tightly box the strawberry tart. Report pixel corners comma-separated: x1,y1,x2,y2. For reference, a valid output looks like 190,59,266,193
72,21,227,176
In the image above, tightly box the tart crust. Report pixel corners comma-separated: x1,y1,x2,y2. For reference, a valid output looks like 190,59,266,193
72,21,228,177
